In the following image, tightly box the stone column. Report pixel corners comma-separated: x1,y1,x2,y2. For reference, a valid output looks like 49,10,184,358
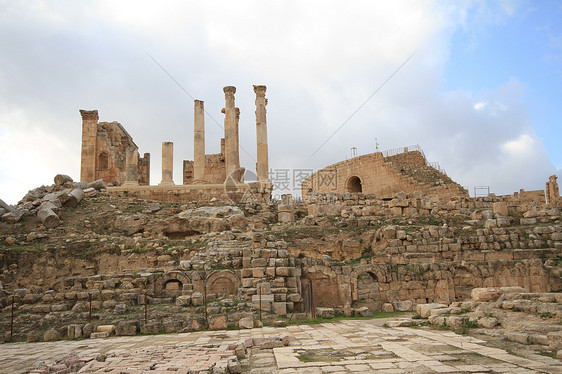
235,107,240,181
254,85,269,182
79,110,99,183
223,86,239,182
159,141,174,185
122,149,139,186
194,100,206,183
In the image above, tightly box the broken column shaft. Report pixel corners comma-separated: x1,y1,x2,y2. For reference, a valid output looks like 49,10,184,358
193,100,206,183
160,141,174,185
254,85,269,182
223,86,240,182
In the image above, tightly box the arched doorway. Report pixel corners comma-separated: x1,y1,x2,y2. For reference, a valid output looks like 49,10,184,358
164,279,183,296
353,272,382,311
346,176,362,193
98,152,109,170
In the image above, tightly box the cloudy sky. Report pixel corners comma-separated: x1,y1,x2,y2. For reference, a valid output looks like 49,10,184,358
1,0,561,204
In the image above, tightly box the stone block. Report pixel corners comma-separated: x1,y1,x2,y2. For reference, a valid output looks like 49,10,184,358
382,303,394,313
315,307,334,318
506,331,530,345
176,295,191,306
27,330,43,343
141,322,160,334
477,316,499,329
392,300,413,311
386,319,412,327
445,316,467,330
82,323,95,338
416,303,448,318
67,324,83,339
96,325,115,334
209,314,228,330
471,287,501,302
90,331,110,339
547,331,562,350
116,320,139,336
273,302,287,316
238,316,254,329
163,321,183,333
252,268,265,278
276,267,291,277
191,318,207,331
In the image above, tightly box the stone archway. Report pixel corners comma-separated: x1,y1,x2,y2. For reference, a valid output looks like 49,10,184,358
205,270,239,298
153,271,191,297
98,152,109,170
351,266,385,311
303,266,341,308
346,176,362,193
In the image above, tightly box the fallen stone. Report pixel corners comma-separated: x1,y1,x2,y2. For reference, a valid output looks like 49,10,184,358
175,295,191,306
2,209,24,223
547,331,562,350
238,316,254,329
88,179,107,190
386,319,412,327
82,323,95,338
64,189,84,208
392,300,413,311
27,330,43,343
54,174,73,186
67,324,83,339
0,199,13,212
445,316,467,330
43,329,60,342
209,314,228,330
114,214,148,235
416,303,448,318
37,208,61,228
382,303,394,313
140,322,160,334
90,331,110,339
315,307,335,318
96,325,115,334
477,316,499,329
116,320,139,336
471,288,502,302
191,318,207,331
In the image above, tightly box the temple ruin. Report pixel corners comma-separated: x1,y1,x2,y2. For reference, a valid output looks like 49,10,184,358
79,86,273,202
79,110,150,186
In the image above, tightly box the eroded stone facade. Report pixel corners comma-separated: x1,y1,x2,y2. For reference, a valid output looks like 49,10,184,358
301,148,467,200
79,110,149,185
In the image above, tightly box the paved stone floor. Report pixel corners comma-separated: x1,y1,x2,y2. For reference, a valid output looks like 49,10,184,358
2,319,561,373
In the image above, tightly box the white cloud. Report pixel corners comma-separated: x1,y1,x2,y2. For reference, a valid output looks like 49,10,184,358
0,1,558,202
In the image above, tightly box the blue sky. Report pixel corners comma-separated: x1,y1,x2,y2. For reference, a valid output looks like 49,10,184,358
444,1,562,169
0,1,560,204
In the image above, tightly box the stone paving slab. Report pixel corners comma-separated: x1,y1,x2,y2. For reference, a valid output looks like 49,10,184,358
1,319,561,373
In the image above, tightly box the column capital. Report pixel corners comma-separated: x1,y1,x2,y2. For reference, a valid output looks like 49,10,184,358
223,86,236,95
253,85,267,96
79,110,99,121
194,99,204,107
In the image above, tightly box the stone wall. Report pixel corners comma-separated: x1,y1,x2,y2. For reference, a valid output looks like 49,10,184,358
301,150,467,200
184,153,226,185
79,111,149,185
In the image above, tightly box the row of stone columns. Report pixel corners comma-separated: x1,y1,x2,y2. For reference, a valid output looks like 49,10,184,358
158,86,269,186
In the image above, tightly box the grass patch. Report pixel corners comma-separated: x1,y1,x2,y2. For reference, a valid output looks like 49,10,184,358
539,312,552,319
288,311,408,326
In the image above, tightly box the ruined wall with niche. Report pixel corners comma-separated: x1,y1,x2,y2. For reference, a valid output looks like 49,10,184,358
80,110,150,186
183,151,226,185
301,150,467,201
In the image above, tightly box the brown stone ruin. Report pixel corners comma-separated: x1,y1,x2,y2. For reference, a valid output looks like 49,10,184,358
79,110,150,186
80,86,273,202
1,84,561,365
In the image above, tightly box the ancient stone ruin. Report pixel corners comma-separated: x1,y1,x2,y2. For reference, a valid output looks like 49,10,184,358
1,85,562,370
81,86,273,203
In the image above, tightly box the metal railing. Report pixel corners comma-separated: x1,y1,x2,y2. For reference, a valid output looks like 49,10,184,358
380,144,426,160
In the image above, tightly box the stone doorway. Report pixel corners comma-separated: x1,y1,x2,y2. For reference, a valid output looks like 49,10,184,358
353,272,382,311
164,279,183,296
346,176,362,193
